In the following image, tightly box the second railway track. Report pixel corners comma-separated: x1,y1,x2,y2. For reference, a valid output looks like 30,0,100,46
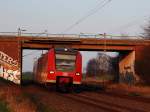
58,92,150,112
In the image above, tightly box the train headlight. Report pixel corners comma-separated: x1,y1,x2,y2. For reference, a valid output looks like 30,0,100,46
50,71,54,74
76,72,80,76
64,48,68,51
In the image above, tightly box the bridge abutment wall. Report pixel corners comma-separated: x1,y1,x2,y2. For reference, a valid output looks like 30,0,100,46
135,45,150,85
0,38,21,84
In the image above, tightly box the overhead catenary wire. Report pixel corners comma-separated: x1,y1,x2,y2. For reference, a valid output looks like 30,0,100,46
109,14,150,35
23,50,47,57
35,30,48,37
62,0,112,33
62,0,111,33
23,51,39,57
82,0,109,17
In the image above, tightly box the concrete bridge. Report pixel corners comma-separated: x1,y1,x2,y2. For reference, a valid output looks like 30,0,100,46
0,35,150,85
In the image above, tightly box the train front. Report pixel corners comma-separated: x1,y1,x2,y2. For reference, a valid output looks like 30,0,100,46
47,48,82,88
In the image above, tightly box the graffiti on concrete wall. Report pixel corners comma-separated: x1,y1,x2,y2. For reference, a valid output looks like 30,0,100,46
0,51,20,84
120,65,135,85
0,51,18,67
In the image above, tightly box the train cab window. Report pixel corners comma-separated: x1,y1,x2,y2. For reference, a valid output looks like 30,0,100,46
55,54,76,71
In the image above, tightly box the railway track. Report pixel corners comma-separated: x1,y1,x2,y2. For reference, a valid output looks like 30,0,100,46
97,91,150,104
27,83,150,112
58,94,121,112
74,93,148,112
58,92,150,112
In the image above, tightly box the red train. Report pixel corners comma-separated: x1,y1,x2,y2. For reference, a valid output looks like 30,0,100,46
33,48,82,91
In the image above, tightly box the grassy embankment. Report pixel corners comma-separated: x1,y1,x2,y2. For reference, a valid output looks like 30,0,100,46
0,77,56,112
0,100,10,112
23,92,56,112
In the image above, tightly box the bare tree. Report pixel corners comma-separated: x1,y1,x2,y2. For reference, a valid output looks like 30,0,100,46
86,58,97,77
96,53,112,75
86,53,114,77
142,20,150,39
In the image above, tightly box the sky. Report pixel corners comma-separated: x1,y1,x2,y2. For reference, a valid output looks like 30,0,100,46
0,0,150,72
0,0,150,35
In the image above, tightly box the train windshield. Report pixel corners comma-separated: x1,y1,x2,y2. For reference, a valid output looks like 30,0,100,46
55,53,76,71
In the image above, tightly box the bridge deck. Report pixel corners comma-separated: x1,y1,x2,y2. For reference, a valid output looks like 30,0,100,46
0,35,150,46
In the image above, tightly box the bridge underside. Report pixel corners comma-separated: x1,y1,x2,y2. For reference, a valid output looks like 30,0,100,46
0,35,150,85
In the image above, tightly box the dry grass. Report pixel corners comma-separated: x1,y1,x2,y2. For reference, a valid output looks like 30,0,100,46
0,98,10,112
107,83,150,97
23,92,56,112
0,83,36,112
0,76,58,112
0,80,56,112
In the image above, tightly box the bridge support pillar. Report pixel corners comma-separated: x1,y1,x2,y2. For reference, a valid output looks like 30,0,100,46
119,51,139,85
